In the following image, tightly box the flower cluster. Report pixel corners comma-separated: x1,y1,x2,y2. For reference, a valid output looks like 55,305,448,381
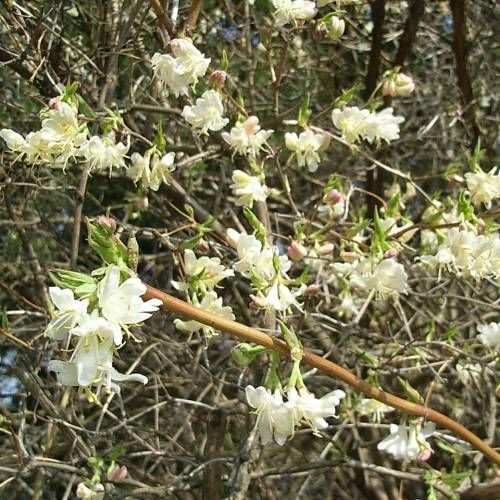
128,150,176,191
1,100,87,166
47,266,161,394
465,166,500,209
228,229,306,312
418,227,500,281
377,421,434,461
476,322,500,350
222,116,273,158
331,106,405,144
272,0,317,27
152,38,210,96
182,89,229,134
246,385,345,445
230,170,269,207
285,129,330,172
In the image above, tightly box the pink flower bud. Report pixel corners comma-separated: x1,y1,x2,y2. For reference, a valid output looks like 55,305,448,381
197,238,210,252
417,449,432,462
384,248,399,259
287,241,307,262
95,215,117,233
318,243,334,256
134,196,149,210
48,97,62,110
305,284,321,295
209,70,227,88
340,251,358,262
107,465,128,482
249,295,266,309
326,189,343,205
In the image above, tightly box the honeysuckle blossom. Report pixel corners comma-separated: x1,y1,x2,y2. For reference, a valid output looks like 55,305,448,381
272,0,317,27
287,387,345,433
152,38,210,96
245,386,295,445
79,135,129,173
358,398,395,422
285,130,330,172
48,321,148,392
377,422,435,461
45,287,89,340
456,362,482,385
98,266,162,331
351,258,409,298
128,151,176,191
230,170,269,207
331,106,404,144
175,249,234,291
464,167,500,208
477,322,500,350
70,312,123,347
221,116,273,157
182,90,229,134
174,291,235,337
257,282,306,311
228,230,291,282
418,228,500,281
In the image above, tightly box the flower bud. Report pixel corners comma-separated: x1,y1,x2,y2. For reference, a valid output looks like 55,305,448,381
197,238,210,252
209,70,227,89
107,465,128,482
417,448,432,462
383,72,415,97
287,241,307,262
327,16,345,41
305,284,321,295
134,196,149,210
384,248,399,259
48,97,62,110
341,251,358,262
326,189,343,205
318,243,334,256
249,295,266,309
95,215,117,233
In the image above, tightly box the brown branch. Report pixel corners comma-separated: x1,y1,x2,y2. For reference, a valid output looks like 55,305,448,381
184,0,204,35
449,0,480,148
143,284,500,465
364,0,386,219
149,0,175,37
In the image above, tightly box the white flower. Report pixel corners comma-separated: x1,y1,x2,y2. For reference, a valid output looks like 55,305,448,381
40,102,85,148
287,387,345,432
353,259,409,298
45,287,89,340
152,38,210,96
174,291,235,337
258,283,306,311
230,169,269,207
363,108,405,144
285,130,330,172
456,362,482,385
377,422,434,461
0,129,26,152
98,266,162,331
49,321,147,392
358,398,394,422
334,293,360,319
128,151,176,191
182,90,229,134
245,386,295,445
465,167,500,208
70,313,123,347
477,322,500,350
79,135,129,173
76,482,104,500
178,249,234,290
331,106,372,143
221,116,273,157
272,0,317,27
331,106,404,144
230,231,264,277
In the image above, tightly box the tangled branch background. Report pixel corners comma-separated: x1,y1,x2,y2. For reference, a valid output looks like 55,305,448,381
0,1,499,498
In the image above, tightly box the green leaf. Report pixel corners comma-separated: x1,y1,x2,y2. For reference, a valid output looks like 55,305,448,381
297,93,311,127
